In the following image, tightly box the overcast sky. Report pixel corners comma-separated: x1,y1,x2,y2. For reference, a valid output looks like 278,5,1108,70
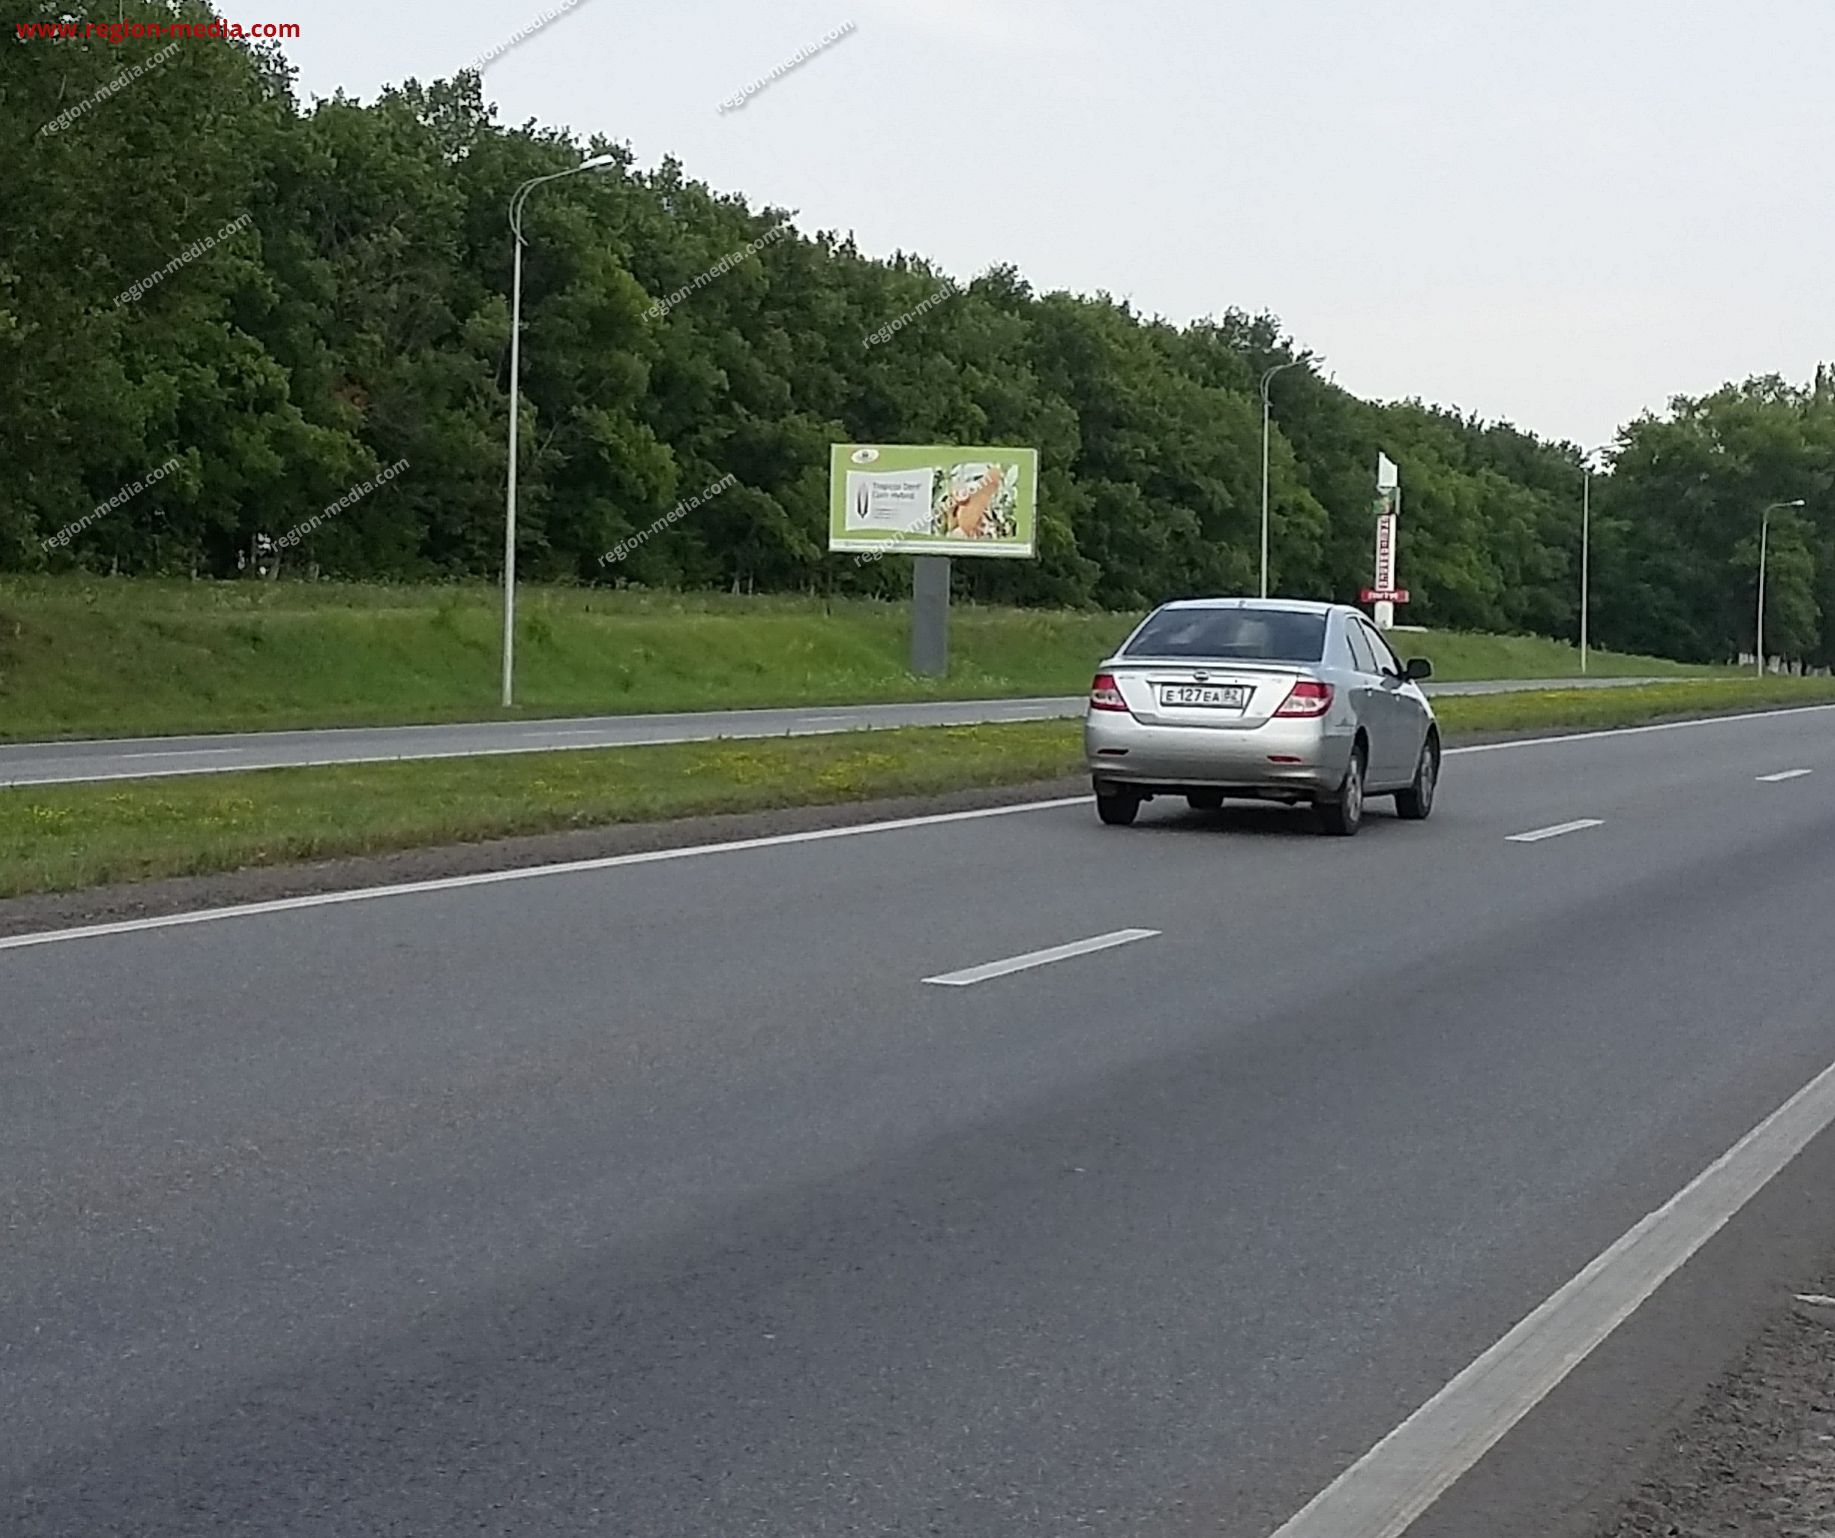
280,0,1832,450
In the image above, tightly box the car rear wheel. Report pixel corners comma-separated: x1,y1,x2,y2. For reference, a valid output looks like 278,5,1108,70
1317,745,1365,837
1094,781,1142,826
1185,791,1224,812
1395,733,1439,821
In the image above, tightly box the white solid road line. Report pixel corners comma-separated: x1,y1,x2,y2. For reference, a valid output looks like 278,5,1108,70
1268,1050,1835,1538
0,741,727,788
922,928,1159,987
0,730,925,787
0,798,1090,953
0,716,1071,788
1757,768,1814,782
116,747,248,760
1505,818,1605,843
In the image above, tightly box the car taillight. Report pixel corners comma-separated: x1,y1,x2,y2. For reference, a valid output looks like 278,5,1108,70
1089,672,1130,712
1275,679,1333,717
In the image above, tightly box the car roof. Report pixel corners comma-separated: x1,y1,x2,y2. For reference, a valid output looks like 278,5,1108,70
1150,597,1344,617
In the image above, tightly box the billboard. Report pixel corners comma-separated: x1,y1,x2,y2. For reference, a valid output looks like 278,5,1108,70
829,444,1039,558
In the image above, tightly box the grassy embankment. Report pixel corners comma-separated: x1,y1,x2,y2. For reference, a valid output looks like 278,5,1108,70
0,576,1720,742
5,676,1832,900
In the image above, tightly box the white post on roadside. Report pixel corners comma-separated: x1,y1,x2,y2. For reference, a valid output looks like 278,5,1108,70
503,154,617,709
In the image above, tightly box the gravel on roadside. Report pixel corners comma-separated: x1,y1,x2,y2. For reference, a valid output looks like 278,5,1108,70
1594,1276,1835,1537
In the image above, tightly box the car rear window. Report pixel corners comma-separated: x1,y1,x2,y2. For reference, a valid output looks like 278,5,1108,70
1124,607,1327,663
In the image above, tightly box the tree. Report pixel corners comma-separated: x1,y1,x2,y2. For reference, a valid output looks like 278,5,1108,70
2,9,1832,669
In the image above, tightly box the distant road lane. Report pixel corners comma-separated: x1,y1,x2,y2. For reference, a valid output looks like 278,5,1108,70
0,674,1680,786
8,704,1835,1537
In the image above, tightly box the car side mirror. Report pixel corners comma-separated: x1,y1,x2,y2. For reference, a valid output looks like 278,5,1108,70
1403,657,1433,682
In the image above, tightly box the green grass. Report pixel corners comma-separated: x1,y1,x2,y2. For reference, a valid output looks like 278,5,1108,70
1432,676,1835,735
0,575,1724,742
0,721,1087,897
3,678,1831,901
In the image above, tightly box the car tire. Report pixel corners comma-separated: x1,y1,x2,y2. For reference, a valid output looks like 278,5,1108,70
1094,782,1142,826
1394,732,1440,821
1185,791,1224,812
1317,744,1366,837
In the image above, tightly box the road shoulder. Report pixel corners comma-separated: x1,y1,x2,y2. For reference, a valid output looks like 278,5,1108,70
1596,1278,1835,1536
1408,1117,1835,1538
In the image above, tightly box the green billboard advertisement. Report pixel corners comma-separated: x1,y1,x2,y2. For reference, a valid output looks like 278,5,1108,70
828,444,1039,558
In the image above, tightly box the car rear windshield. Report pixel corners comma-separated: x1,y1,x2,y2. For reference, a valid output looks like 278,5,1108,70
1123,607,1327,663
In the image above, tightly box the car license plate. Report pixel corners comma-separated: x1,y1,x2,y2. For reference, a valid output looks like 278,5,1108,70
1159,684,1246,709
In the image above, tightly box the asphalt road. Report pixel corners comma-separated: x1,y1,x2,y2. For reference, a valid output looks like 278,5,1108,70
0,675,1678,786
9,703,1835,1536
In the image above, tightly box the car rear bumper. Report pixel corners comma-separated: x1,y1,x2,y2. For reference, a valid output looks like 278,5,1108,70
1083,709,1354,795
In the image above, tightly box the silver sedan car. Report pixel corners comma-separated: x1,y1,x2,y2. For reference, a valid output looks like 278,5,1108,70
1083,598,1439,836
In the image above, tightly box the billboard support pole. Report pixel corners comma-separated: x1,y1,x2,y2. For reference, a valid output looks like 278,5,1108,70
911,556,950,676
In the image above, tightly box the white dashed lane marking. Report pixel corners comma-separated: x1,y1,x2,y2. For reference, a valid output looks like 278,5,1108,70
922,929,1160,987
1506,819,1605,844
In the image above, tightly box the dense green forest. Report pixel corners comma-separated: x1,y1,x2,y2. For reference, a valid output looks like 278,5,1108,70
5,0,1834,663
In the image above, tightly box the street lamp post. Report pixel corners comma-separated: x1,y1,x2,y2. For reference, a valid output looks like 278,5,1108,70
1581,467,1590,673
1259,360,1302,600
1578,446,1609,675
502,154,617,709
1756,498,1807,678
